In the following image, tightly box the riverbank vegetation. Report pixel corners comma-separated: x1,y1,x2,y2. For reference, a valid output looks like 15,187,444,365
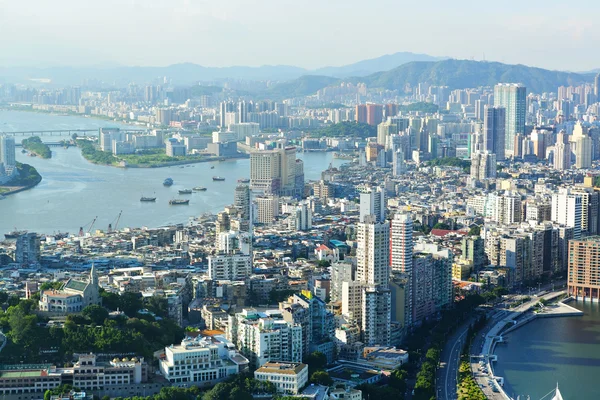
119,148,202,166
76,139,118,165
22,136,51,158
3,163,42,187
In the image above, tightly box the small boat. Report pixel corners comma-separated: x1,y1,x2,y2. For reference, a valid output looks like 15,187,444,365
238,178,250,183
163,178,173,186
212,176,225,181
169,199,190,205
211,166,215,169
4,230,27,239
193,187,208,191
178,189,193,194
140,196,157,202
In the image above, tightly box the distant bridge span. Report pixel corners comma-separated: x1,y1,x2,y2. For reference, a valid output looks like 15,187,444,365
15,142,66,148
1,129,145,137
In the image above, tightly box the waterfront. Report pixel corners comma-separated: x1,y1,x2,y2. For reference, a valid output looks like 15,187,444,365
0,111,346,235
493,301,600,399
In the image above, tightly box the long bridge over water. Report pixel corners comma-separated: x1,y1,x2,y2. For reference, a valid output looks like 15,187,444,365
0,128,146,137
0,129,99,137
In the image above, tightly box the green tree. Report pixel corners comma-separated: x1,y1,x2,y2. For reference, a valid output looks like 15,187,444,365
310,370,333,386
40,281,64,291
82,304,109,325
389,368,408,393
304,351,327,373
0,291,9,304
468,225,481,236
120,292,143,317
432,222,451,230
100,290,121,311
145,296,169,318
7,305,38,345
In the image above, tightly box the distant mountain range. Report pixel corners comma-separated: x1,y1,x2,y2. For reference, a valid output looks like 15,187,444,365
312,52,444,78
0,56,596,99
276,59,597,97
0,52,443,86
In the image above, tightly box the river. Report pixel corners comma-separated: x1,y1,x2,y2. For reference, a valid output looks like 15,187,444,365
493,301,600,399
0,110,345,235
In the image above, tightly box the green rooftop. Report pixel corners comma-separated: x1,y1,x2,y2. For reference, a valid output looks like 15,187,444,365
0,370,44,378
64,280,87,292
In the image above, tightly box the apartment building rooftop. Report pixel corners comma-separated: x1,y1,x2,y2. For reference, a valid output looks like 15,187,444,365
256,361,307,375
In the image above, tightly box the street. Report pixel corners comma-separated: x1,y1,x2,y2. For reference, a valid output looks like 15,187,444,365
436,319,471,400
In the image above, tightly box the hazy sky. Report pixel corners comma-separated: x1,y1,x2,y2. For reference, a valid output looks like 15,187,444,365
1,0,599,71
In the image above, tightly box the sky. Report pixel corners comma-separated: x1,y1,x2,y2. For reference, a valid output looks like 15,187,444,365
0,0,599,71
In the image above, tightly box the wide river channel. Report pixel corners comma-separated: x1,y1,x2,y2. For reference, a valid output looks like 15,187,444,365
0,110,345,235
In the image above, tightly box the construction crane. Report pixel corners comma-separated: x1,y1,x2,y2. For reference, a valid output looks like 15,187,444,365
108,210,123,232
79,216,98,236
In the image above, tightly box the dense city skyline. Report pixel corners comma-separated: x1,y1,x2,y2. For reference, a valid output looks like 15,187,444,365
1,0,600,72
2,3,600,399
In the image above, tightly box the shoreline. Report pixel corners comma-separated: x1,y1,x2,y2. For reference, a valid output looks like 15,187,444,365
0,177,42,197
119,154,249,169
475,293,581,400
0,105,145,129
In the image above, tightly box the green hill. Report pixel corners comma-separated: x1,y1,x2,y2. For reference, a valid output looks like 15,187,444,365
359,59,594,93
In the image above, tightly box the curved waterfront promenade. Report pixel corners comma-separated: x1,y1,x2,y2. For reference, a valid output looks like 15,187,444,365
470,291,581,400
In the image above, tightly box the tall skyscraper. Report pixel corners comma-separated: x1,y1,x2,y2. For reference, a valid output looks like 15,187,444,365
234,184,252,231
361,286,391,346
391,213,413,274
595,73,600,103
377,119,397,146
356,216,390,287
0,135,16,175
359,186,386,223
219,101,235,128
572,122,592,169
552,188,583,239
474,99,487,121
16,233,40,265
390,213,413,327
392,150,405,176
494,83,526,157
355,105,367,124
568,236,600,300
238,101,248,123
470,151,497,181
554,131,571,171
483,106,506,160
356,215,392,346
366,104,383,126
250,143,298,196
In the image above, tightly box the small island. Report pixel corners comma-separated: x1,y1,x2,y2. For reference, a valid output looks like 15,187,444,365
22,136,52,158
75,138,245,168
0,163,43,196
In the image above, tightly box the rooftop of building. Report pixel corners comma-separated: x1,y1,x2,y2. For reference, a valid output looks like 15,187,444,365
256,361,307,375
0,370,46,378
301,385,330,400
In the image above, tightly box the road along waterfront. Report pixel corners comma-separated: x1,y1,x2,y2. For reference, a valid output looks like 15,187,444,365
472,293,599,400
